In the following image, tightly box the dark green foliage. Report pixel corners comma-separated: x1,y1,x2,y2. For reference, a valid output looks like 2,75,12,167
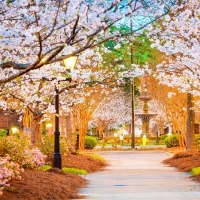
164,135,179,148
99,25,160,95
159,134,168,141
102,27,159,70
39,135,69,160
104,25,130,51
0,129,7,137
158,134,168,145
85,136,98,149
122,77,140,95
194,135,200,150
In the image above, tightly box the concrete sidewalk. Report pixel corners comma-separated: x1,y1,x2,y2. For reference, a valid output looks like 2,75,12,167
76,150,200,200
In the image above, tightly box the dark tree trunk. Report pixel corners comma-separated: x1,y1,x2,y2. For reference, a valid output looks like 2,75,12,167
186,92,195,150
30,114,43,146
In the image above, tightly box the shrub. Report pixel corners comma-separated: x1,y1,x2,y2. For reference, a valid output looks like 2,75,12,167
85,136,98,149
39,135,69,161
30,148,46,167
164,135,179,148
0,135,46,168
0,155,23,195
0,135,31,166
194,135,200,150
158,134,168,145
0,129,7,137
0,135,46,196
159,134,168,141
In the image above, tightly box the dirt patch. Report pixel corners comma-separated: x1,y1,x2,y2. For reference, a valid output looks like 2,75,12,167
0,153,107,200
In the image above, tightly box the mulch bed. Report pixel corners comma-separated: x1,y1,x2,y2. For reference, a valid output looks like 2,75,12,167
163,150,200,183
0,153,107,200
1,150,200,199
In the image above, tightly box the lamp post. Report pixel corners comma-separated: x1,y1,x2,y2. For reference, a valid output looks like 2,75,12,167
131,79,135,148
130,20,135,149
52,55,78,169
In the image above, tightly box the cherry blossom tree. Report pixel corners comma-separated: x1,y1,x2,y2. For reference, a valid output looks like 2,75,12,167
0,0,183,146
89,89,132,135
0,50,109,144
0,0,178,83
148,0,199,94
148,75,187,147
70,83,114,150
148,100,169,136
147,0,199,149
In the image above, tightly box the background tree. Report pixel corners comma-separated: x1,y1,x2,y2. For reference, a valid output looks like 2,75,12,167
148,75,187,147
89,89,132,135
148,100,169,136
71,84,111,150
148,0,199,149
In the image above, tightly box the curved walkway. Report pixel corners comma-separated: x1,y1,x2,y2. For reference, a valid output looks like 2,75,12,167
76,150,200,200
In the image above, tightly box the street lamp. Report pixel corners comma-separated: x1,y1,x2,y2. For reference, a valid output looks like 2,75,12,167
52,55,78,169
131,79,135,149
130,19,135,149
62,56,79,72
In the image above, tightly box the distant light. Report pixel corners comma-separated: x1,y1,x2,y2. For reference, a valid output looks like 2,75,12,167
46,123,53,128
11,127,19,133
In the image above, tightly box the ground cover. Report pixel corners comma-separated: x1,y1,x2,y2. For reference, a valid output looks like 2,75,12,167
0,153,107,200
163,149,200,183
1,149,200,200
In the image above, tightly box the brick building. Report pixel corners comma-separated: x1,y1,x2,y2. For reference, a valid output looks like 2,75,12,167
0,109,23,132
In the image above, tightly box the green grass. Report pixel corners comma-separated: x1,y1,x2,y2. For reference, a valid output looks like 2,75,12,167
88,154,106,162
191,167,200,175
38,165,88,175
38,165,52,171
62,167,88,175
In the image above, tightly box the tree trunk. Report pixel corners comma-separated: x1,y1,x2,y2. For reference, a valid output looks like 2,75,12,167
30,114,43,146
98,122,103,138
186,92,195,150
65,114,73,140
23,107,44,146
72,114,78,144
79,121,88,150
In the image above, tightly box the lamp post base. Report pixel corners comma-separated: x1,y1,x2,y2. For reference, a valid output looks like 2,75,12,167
131,142,135,149
52,153,62,169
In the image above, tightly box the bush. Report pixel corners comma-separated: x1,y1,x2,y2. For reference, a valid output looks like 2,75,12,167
85,136,98,149
0,155,22,195
164,135,179,148
158,134,168,145
39,135,70,161
0,135,46,196
159,134,168,141
0,135,46,168
0,135,32,166
194,135,200,150
0,129,7,137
